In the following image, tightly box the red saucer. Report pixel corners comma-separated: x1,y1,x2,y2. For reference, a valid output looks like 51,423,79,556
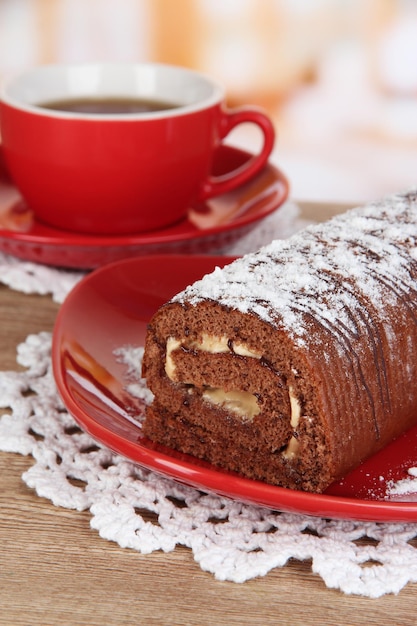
0,145,288,269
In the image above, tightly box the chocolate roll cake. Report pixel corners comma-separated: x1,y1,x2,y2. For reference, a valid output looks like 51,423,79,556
142,190,417,493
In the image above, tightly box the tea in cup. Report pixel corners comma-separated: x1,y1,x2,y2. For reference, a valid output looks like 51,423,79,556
0,63,275,235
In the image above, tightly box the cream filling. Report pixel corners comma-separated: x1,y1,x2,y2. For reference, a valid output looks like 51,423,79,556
165,334,261,420
165,335,302,457
195,334,261,358
165,337,182,379
202,387,260,420
165,334,261,380
282,386,301,459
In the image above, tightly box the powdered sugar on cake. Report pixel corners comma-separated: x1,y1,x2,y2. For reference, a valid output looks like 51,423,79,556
174,190,417,351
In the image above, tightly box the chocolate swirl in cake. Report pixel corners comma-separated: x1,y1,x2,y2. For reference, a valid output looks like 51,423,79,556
142,191,417,492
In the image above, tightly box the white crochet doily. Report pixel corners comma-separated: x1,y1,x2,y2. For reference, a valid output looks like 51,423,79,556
2,202,417,599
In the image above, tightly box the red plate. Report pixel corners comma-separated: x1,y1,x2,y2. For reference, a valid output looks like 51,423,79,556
52,255,417,521
0,145,288,269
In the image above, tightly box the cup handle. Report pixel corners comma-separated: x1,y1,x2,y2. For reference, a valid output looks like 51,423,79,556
199,106,275,200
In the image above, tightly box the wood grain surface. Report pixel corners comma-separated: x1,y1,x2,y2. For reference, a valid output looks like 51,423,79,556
1,207,417,624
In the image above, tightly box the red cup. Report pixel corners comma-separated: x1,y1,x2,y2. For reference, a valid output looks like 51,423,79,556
0,63,275,235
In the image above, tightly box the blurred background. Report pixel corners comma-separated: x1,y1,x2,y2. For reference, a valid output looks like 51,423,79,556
0,0,416,205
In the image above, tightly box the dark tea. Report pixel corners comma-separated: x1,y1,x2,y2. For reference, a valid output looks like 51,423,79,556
36,96,181,114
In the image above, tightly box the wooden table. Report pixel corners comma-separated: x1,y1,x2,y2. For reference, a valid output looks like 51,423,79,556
1,206,417,625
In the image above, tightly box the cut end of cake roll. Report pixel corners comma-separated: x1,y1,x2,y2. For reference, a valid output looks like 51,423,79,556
142,190,417,493
142,298,335,492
